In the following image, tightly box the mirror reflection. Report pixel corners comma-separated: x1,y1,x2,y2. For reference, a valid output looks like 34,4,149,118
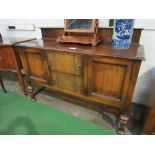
66,19,93,30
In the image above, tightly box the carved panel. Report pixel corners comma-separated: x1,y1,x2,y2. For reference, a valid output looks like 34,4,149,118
47,51,83,75
52,71,83,94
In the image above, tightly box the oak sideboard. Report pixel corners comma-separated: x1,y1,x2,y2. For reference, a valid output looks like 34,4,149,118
14,28,145,134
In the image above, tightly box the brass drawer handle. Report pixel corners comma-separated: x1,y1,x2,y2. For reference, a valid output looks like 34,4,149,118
0,56,3,61
76,64,81,73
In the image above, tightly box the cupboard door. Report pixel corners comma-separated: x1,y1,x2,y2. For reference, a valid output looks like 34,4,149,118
0,47,16,71
47,51,83,75
85,57,132,107
51,71,83,94
19,48,50,84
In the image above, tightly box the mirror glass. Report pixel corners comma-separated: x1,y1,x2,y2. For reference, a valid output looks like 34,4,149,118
65,19,94,32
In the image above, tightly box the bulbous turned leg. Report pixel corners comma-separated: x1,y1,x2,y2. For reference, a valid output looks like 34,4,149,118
27,85,36,102
117,114,129,135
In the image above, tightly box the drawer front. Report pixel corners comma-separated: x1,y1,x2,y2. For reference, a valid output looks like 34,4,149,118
47,51,83,75
51,71,83,94
0,47,16,70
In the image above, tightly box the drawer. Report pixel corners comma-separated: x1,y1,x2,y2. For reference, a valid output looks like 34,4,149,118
47,51,83,75
51,71,83,94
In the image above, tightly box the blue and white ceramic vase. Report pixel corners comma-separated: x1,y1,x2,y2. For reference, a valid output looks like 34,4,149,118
112,19,134,49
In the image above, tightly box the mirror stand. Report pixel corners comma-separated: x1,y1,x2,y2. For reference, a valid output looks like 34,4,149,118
56,19,102,46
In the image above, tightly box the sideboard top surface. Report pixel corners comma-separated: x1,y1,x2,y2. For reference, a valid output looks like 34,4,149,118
16,38,145,60
0,37,36,46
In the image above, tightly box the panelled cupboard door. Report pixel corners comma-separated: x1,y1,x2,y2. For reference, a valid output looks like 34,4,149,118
85,56,132,107
19,48,50,84
47,51,83,75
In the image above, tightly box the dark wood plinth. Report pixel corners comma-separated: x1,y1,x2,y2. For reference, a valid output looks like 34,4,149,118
56,35,102,46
